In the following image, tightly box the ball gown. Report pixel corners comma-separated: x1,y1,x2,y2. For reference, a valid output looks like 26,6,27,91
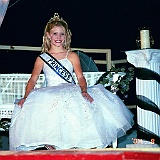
9,53,134,150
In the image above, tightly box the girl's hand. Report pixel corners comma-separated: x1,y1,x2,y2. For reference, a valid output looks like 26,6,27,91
17,98,26,108
81,91,93,103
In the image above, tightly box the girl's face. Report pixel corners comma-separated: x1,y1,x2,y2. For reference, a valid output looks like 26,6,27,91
48,26,66,48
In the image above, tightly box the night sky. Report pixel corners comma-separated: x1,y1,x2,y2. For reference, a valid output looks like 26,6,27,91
1,0,160,73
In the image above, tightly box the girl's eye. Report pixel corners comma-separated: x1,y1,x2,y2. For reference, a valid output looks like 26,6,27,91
52,32,64,36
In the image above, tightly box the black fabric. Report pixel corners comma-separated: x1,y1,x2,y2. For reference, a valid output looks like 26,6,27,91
136,95,160,115
33,147,47,150
135,67,160,83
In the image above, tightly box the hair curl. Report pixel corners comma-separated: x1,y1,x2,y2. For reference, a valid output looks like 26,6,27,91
41,16,72,52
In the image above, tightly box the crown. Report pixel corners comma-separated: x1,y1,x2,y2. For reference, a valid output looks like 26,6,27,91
48,13,64,23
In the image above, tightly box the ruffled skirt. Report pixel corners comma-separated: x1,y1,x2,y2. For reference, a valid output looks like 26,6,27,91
9,83,134,150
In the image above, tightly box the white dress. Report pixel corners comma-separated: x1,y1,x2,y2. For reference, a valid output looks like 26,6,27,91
9,54,134,150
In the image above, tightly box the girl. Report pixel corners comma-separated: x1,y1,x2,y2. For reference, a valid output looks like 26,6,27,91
9,13,134,150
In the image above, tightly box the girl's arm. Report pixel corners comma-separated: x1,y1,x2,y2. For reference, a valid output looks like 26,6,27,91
18,57,44,107
68,52,93,102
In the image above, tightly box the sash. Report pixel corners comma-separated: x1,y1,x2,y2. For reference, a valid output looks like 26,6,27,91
39,52,76,84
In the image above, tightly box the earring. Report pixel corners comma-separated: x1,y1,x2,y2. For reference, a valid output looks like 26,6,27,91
63,39,66,46
48,37,51,42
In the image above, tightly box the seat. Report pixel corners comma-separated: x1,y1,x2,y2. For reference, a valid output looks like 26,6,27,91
74,50,99,72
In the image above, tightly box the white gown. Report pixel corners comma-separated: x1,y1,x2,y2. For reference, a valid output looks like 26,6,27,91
9,54,134,150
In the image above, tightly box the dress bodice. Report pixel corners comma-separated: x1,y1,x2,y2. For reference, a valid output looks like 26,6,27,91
43,58,74,86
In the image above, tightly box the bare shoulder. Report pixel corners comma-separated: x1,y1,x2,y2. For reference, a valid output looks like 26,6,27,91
30,56,44,78
68,51,79,61
32,56,44,71
68,51,78,57
35,55,44,64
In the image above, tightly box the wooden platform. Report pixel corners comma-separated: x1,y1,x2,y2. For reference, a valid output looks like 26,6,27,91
0,149,160,160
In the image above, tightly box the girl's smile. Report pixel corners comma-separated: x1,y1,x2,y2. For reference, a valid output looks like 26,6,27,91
49,26,66,47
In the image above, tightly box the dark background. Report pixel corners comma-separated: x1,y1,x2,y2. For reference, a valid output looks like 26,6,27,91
1,0,160,73
1,0,160,104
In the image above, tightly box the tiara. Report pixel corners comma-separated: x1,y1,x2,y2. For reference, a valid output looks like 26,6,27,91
48,13,64,23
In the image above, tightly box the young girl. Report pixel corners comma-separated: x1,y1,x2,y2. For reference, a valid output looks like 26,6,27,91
9,13,134,150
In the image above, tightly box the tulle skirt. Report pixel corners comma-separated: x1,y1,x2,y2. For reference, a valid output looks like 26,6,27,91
9,83,134,150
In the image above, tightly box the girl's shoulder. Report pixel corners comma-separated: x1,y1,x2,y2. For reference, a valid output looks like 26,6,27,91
68,51,80,65
68,51,79,57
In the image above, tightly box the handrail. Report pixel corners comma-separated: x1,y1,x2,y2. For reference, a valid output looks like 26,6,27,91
0,45,128,69
0,45,112,70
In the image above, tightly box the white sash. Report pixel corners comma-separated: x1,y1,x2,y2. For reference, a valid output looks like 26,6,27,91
39,53,76,84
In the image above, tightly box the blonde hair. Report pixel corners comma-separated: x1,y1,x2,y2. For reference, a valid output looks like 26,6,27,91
41,13,72,52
